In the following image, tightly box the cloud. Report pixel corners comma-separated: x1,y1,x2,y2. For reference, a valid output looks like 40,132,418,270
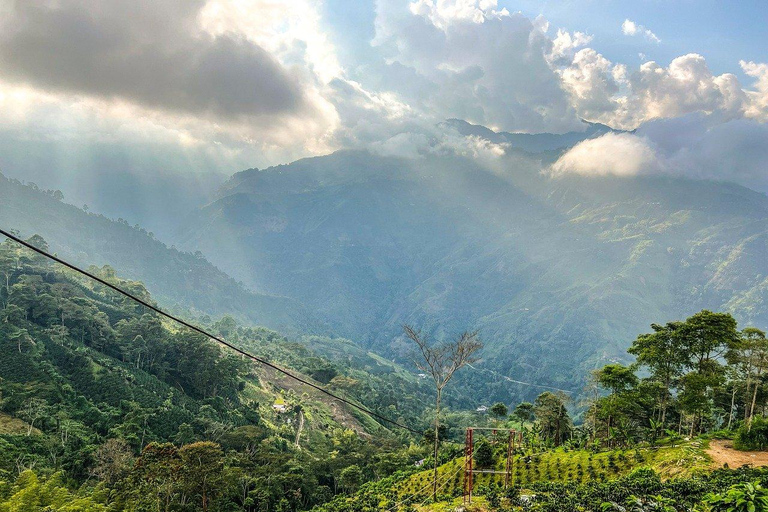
549,29,594,65
639,115,768,191
550,132,660,177
622,19,660,43
372,0,584,134
0,0,312,122
561,51,758,129
0,0,766,201
559,48,628,122
551,114,768,194
741,60,768,122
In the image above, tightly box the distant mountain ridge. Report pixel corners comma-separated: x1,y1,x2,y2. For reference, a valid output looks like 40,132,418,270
3,118,767,404
443,118,619,152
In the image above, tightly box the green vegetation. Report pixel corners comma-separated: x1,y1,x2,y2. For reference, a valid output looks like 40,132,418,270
0,234,436,511
4,215,768,511
0,173,317,331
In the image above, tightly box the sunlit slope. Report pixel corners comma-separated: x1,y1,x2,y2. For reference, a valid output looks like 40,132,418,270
0,173,319,332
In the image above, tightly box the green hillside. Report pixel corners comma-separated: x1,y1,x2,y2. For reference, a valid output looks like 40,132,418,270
0,173,319,333
0,234,434,511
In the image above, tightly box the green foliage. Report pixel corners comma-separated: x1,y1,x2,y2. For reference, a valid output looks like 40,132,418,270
735,418,768,451
535,392,571,446
0,235,432,511
490,403,509,419
703,482,768,512
0,471,109,511
474,439,494,469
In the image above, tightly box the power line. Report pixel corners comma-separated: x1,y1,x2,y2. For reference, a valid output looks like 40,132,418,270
466,363,574,394
0,227,422,435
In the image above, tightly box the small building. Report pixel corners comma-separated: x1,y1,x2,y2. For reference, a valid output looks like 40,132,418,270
476,405,488,413
272,397,288,413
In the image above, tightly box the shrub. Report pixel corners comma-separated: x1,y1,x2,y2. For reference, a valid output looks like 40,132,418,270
703,482,768,512
735,417,768,451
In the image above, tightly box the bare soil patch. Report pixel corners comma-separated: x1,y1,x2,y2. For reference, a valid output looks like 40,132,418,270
707,439,768,468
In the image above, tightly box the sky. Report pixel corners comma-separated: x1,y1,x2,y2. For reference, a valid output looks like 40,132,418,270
0,0,766,217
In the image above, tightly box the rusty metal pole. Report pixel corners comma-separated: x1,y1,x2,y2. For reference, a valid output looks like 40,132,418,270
504,429,514,488
463,427,474,504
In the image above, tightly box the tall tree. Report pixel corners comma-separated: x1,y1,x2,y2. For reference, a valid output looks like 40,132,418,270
404,325,482,502
628,322,686,428
593,364,638,443
731,328,768,429
490,402,509,424
676,311,740,433
534,392,571,447
512,402,534,428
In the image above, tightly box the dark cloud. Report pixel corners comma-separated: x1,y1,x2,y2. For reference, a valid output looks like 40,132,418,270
0,0,306,120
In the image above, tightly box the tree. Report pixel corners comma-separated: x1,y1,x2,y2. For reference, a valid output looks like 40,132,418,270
474,439,494,468
628,322,686,428
338,465,363,493
513,402,534,428
593,364,638,443
534,392,571,446
404,325,482,502
19,398,49,436
490,403,509,423
178,442,226,512
92,438,134,486
676,311,740,433
732,328,768,429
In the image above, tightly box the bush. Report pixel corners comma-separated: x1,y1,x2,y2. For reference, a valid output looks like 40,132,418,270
703,482,768,512
735,417,768,451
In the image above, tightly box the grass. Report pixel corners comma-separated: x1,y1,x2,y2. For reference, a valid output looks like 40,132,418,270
0,412,37,435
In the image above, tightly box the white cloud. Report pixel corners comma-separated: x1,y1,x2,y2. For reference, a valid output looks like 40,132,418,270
549,29,594,65
559,48,627,122
372,0,584,134
0,0,766,195
550,132,661,177
0,0,345,164
741,60,768,122
622,19,660,43
551,114,768,194
639,115,768,191
560,51,758,129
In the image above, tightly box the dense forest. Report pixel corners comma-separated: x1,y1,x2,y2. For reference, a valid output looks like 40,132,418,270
0,234,441,511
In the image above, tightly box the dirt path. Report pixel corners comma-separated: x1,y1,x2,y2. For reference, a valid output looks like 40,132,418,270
707,439,768,468
295,410,304,448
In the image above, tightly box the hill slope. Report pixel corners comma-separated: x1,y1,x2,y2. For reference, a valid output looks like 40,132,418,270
0,173,319,333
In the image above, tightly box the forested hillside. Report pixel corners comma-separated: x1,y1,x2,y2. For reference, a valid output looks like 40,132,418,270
0,173,318,333
179,148,768,402
0,234,442,510
314,309,768,512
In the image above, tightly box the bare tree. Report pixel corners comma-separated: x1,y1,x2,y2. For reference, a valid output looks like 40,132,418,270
404,325,482,502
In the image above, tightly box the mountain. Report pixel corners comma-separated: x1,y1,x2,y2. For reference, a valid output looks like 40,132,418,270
178,148,768,401
443,118,619,153
0,173,319,333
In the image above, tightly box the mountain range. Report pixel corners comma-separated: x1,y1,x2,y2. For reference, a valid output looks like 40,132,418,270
3,121,767,403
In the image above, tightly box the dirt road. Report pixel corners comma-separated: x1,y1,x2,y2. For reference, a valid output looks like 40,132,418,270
707,439,768,468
